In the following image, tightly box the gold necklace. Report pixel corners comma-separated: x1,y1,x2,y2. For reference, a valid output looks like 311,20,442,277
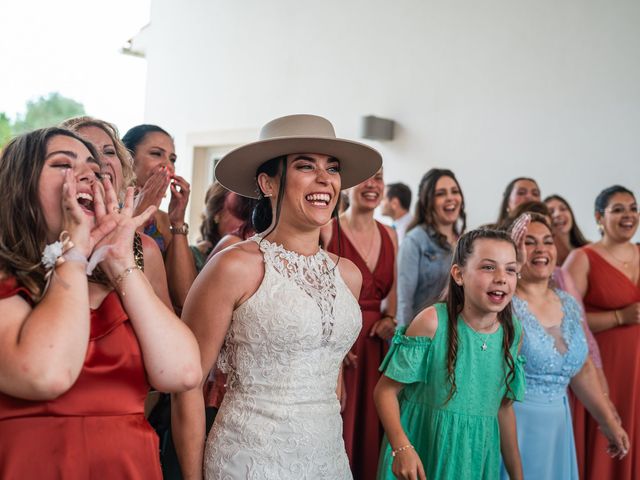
604,244,637,269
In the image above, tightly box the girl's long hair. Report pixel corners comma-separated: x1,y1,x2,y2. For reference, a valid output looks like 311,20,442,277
443,228,517,403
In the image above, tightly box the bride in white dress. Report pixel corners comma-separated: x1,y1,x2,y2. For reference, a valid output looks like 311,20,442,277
172,114,382,479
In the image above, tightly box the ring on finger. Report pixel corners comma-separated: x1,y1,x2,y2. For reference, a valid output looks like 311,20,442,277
112,206,121,214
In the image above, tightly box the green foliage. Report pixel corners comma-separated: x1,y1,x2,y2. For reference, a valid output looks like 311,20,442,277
12,92,85,135
0,92,86,148
0,113,11,148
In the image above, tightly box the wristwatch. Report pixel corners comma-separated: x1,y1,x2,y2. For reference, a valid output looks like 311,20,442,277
170,223,189,235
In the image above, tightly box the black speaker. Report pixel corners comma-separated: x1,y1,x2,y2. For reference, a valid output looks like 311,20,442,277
361,115,395,141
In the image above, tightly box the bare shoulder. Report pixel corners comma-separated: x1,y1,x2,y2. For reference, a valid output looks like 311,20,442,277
405,305,439,338
200,240,263,283
382,223,398,249
327,253,362,299
563,247,589,272
210,234,243,257
195,240,263,295
140,233,162,261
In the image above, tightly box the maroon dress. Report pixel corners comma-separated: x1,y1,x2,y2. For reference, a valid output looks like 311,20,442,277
578,246,640,480
326,219,395,480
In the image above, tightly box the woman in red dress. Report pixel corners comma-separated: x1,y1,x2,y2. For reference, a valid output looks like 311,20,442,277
323,167,398,480
0,128,201,479
565,185,640,480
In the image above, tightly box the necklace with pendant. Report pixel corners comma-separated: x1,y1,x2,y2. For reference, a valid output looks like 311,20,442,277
463,317,499,351
604,244,637,269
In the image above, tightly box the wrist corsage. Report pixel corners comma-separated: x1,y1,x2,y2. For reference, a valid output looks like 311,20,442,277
41,231,88,278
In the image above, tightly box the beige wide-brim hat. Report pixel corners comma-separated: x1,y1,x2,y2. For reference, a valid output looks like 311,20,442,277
215,114,383,198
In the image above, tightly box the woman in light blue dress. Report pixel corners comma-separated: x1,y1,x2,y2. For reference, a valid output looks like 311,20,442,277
501,214,628,479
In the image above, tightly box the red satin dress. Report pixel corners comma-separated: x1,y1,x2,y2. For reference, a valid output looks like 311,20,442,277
576,246,640,480
0,277,162,480
326,220,395,480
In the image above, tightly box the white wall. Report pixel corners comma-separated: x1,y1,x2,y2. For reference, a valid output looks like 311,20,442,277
140,0,640,240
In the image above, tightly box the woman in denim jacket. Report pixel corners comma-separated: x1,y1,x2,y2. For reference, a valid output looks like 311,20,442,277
396,169,466,326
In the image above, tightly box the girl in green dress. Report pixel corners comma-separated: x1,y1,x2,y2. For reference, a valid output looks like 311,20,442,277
374,229,525,480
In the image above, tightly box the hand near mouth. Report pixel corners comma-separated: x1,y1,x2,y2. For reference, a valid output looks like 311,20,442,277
60,169,116,259
133,166,171,218
92,178,157,279
168,174,191,227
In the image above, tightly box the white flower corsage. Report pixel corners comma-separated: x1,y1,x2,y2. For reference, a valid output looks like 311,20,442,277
41,231,75,273
41,240,65,270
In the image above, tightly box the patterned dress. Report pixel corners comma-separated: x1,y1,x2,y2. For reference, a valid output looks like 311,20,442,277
501,290,588,479
204,237,361,479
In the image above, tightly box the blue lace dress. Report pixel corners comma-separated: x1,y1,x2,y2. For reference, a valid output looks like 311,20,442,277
501,290,588,479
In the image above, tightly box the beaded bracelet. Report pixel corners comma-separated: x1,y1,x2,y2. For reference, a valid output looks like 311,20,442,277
391,444,414,457
113,265,141,296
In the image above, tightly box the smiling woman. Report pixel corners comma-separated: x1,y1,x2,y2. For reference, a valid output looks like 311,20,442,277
544,194,590,266
63,116,173,312
396,168,466,326
322,167,398,479
500,214,627,480
122,124,195,313
0,127,201,478
564,185,640,480
171,114,382,480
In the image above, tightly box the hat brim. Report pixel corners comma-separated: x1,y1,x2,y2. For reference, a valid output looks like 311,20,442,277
215,136,382,198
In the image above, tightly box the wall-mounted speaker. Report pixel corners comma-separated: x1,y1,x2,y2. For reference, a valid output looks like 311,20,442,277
361,115,395,141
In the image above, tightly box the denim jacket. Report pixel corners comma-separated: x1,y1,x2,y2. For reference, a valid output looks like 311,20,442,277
396,226,452,326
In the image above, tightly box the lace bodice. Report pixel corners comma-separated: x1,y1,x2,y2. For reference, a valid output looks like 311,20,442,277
513,290,588,400
206,236,361,479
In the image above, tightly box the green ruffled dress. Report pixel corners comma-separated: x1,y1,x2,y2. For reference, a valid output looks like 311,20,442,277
377,303,525,480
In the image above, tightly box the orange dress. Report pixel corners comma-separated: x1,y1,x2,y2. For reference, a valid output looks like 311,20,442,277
579,246,640,480
0,277,161,480
326,220,395,480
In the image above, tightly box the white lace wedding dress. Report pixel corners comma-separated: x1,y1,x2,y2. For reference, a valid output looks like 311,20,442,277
204,237,361,479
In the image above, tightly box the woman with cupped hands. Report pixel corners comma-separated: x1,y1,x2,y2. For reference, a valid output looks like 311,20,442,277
0,127,200,479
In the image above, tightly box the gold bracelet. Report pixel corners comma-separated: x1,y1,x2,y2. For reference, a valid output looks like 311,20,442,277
391,444,414,457
614,310,622,326
113,265,141,296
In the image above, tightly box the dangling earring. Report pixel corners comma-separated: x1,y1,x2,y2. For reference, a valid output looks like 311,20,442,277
597,223,604,235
